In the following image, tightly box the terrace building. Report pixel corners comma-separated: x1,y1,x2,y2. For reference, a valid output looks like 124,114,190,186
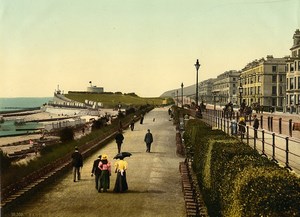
212,70,240,106
286,29,300,113
240,55,287,110
198,78,216,104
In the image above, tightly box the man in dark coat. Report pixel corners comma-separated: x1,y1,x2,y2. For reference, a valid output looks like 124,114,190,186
253,114,259,139
144,129,153,153
115,130,124,154
71,147,83,182
91,155,102,190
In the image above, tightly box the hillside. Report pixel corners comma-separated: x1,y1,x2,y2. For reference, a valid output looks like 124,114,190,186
65,92,173,108
160,84,196,98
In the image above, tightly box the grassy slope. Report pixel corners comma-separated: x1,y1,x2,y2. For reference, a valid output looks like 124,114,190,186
65,93,172,108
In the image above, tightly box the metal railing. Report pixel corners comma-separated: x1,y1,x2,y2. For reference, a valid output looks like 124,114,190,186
201,110,300,175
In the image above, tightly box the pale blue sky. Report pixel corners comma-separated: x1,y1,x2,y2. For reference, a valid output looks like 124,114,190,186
0,0,299,97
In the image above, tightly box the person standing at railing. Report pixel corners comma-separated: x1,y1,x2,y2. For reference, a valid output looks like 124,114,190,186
239,117,246,139
253,114,259,139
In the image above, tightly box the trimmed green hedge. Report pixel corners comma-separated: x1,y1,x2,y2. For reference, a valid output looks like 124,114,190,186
183,119,300,217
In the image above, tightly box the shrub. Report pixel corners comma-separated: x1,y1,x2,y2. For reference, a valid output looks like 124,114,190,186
183,118,300,217
59,127,74,142
224,167,300,217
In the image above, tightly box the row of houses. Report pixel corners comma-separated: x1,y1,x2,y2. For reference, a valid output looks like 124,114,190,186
198,29,300,113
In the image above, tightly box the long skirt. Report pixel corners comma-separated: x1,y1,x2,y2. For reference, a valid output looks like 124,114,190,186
99,170,110,192
114,171,128,193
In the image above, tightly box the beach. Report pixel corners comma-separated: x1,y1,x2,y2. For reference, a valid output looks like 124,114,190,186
0,107,118,163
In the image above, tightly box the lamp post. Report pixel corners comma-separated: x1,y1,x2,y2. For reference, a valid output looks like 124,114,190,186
194,59,200,107
181,83,184,108
239,83,243,106
176,90,179,107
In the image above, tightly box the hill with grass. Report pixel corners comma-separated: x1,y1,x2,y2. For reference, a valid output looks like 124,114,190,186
65,92,174,108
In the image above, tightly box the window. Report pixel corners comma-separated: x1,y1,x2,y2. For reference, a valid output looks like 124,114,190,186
272,86,277,95
258,86,261,94
298,61,300,71
280,75,283,82
298,77,300,89
272,98,276,106
272,75,276,83
272,66,277,72
257,76,261,82
291,63,294,72
279,86,283,95
290,78,294,89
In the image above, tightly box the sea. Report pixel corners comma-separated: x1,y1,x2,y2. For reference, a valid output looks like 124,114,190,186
0,97,53,137
0,97,53,113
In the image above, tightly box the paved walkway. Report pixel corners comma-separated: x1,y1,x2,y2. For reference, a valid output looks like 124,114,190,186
9,108,186,217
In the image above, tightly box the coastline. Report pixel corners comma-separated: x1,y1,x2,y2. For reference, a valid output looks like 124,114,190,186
0,106,118,164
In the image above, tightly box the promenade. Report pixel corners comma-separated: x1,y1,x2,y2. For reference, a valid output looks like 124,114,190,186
7,108,186,217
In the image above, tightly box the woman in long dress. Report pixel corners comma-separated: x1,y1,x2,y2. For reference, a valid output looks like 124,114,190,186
113,157,128,193
98,154,111,192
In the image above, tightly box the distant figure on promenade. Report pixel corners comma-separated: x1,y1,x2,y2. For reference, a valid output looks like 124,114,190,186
113,157,128,193
144,129,153,153
71,147,83,182
115,130,124,154
98,154,111,192
238,117,246,139
91,155,102,190
253,114,259,139
140,114,144,124
130,118,135,131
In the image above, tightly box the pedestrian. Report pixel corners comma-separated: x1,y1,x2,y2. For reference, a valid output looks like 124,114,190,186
144,129,153,152
71,146,83,182
130,118,135,131
91,155,102,191
140,114,144,124
113,156,128,193
98,154,111,192
115,130,124,153
239,117,246,139
253,114,259,139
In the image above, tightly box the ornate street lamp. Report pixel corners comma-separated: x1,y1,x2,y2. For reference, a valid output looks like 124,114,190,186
181,82,184,108
194,59,200,107
239,83,243,106
176,90,179,107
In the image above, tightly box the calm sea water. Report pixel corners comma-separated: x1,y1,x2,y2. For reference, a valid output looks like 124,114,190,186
0,97,53,112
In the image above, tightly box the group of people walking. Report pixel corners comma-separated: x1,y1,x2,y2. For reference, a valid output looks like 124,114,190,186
72,148,129,193
71,113,154,193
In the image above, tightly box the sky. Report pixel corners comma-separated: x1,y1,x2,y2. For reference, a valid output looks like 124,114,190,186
0,0,299,98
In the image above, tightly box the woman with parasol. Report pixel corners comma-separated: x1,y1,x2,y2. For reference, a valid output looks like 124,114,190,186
113,152,131,193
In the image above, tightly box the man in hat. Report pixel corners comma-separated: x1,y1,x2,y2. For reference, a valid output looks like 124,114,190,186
71,146,83,182
115,129,124,154
91,155,102,190
253,114,259,139
144,129,153,153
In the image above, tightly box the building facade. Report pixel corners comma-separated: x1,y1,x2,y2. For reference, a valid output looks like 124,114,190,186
198,78,215,104
240,55,287,110
286,29,300,113
212,70,240,106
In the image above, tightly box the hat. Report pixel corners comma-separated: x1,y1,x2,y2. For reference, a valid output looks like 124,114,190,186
102,154,108,160
98,155,102,159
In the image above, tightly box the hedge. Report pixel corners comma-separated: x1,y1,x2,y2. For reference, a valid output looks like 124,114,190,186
183,118,300,217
